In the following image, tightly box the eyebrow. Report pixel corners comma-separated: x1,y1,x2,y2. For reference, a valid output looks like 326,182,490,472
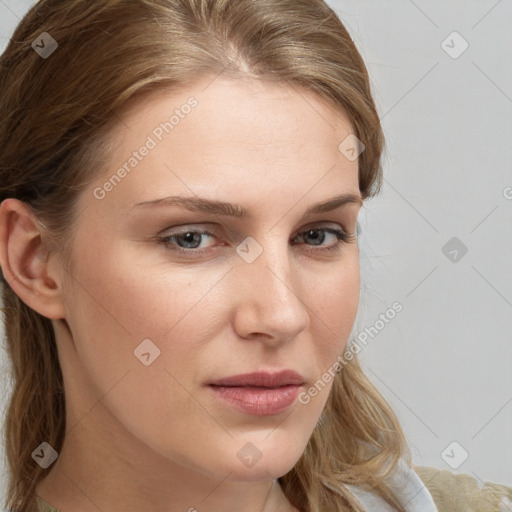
133,192,362,220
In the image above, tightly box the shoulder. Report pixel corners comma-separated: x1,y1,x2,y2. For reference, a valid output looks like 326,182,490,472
347,458,438,511
414,464,512,512
0,497,60,512
36,496,60,512
324,458,438,511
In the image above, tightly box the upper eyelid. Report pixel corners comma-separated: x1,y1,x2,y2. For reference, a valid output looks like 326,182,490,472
159,224,353,249
160,219,354,235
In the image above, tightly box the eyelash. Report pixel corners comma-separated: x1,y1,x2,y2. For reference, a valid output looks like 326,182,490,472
155,225,357,257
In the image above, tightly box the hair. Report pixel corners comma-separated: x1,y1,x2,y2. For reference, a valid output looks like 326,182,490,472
0,1,412,511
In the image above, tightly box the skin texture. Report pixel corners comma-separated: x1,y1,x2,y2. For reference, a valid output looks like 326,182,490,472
0,75,362,512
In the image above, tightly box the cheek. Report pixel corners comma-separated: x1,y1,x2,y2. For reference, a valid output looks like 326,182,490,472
69,237,223,334
61,247,231,458
293,259,360,423
62,239,229,401
59,233,360,476
304,255,360,359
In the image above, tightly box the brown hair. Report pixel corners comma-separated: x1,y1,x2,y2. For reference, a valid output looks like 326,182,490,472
0,1,412,511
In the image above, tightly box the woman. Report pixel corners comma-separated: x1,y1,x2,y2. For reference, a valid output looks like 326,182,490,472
0,1,438,511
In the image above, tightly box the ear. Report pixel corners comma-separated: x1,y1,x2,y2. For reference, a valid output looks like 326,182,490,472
0,198,65,319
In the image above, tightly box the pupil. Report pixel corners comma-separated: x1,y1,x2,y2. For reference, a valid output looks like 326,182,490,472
306,229,324,245
180,232,201,248
176,230,327,249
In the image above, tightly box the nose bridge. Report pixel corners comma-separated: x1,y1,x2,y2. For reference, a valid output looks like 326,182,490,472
233,232,309,339
247,232,295,298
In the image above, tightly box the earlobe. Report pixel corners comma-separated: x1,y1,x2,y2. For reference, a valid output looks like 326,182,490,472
0,198,66,320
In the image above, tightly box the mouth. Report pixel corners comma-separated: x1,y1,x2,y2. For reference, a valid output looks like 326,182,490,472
207,370,305,416
208,369,305,388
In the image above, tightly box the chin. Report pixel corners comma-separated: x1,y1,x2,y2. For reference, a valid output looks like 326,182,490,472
224,446,304,482
226,461,297,483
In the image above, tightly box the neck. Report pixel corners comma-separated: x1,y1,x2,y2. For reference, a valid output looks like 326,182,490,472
36,401,298,512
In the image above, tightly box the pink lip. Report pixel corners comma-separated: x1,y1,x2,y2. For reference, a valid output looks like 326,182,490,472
207,370,305,416
209,385,302,415
208,370,305,387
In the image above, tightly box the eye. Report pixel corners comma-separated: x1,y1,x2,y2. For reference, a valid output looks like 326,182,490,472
155,224,357,257
292,226,356,254
157,228,217,255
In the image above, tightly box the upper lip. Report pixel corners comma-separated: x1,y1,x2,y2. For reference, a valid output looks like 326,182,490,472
208,370,305,388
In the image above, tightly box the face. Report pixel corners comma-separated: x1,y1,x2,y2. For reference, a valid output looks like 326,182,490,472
56,75,362,483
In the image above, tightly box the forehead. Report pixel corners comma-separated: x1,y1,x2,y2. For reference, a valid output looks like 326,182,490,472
112,75,354,154
85,76,360,214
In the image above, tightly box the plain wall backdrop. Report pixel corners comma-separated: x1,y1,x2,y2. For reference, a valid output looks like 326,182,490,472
1,0,511,503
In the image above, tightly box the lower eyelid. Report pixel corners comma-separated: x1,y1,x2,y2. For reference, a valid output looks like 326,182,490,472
160,230,216,246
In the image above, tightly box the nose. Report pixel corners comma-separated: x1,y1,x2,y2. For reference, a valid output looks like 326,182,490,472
231,237,310,345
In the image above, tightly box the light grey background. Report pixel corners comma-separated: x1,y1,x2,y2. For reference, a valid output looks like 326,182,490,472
1,0,511,503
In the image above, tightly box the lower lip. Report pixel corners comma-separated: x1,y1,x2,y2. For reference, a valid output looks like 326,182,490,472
208,385,301,416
